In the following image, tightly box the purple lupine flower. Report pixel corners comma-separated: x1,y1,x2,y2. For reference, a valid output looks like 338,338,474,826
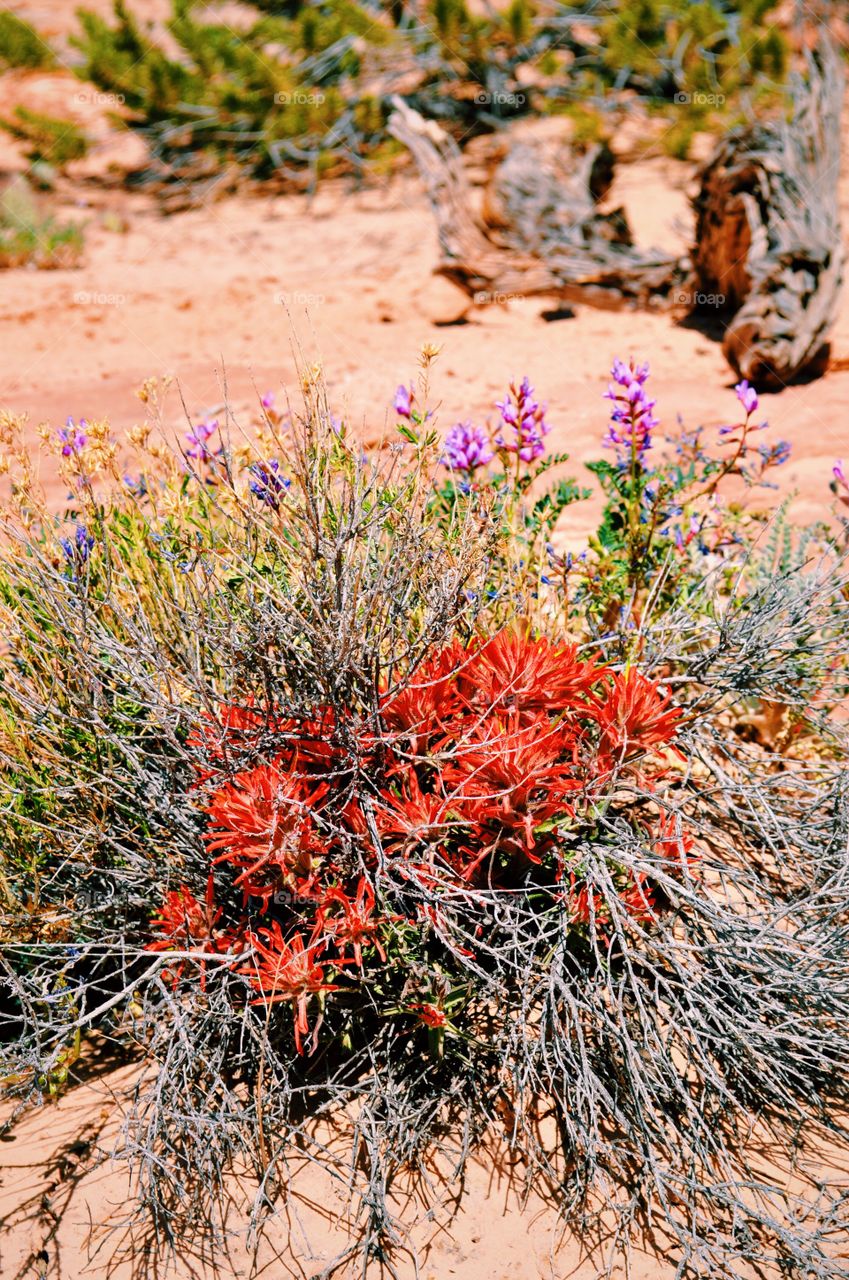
603,358,658,463
735,380,759,416
58,416,88,456
60,524,95,573
123,473,148,498
442,421,494,474
834,460,849,508
495,376,551,462
394,384,414,419
185,418,219,462
249,459,290,510
758,439,791,467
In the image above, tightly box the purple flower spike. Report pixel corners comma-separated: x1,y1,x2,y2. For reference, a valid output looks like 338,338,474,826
60,523,95,573
734,380,759,416
442,421,494,474
249,459,290,511
834,460,849,509
185,418,219,462
603,358,657,464
495,377,551,462
58,416,88,457
394,384,414,420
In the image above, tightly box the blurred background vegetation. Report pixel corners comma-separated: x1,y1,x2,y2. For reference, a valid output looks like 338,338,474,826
0,1,797,191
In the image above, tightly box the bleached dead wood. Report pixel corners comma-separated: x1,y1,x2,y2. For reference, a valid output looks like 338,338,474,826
388,96,685,311
390,36,843,383
692,40,843,386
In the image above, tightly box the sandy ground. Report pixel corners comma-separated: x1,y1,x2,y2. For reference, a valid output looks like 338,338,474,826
2,8,849,1275
0,83,848,534
0,1059,684,1280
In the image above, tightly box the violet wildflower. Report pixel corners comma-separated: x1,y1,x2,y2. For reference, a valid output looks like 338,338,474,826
185,418,219,462
603,358,657,463
249,459,290,511
261,392,275,410
495,377,551,462
442,421,494,474
735,380,759,416
60,524,95,576
833,460,849,509
123,473,148,498
58,416,88,457
394,384,414,420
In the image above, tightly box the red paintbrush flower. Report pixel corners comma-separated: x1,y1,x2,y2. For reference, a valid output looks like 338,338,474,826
410,1002,447,1029
205,764,328,909
592,668,683,765
242,921,336,1054
375,771,461,856
317,877,391,967
148,875,228,987
617,871,658,925
189,699,290,779
457,628,605,715
567,878,610,932
444,714,581,856
652,812,697,874
380,639,467,751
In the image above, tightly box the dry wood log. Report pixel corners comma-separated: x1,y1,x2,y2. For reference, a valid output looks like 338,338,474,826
390,35,843,384
692,40,843,387
387,96,686,311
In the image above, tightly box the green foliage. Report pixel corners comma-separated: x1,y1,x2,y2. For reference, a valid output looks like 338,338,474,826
0,10,56,69
63,0,790,186
0,177,84,269
1,106,89,166
71,0,396,178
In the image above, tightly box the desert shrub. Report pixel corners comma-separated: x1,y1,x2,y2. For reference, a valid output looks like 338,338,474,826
0,11,56,69
1,353,848,1276
65,0,790,188
0,106,89,167
0,177,84,269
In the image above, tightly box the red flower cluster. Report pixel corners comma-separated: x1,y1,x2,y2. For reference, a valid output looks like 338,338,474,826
149,629,689,1053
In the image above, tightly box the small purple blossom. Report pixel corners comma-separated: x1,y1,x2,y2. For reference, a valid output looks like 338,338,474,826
833,460,849,508
249,459,290,510
495,377,551,462
603,358,657,463
442,421,494,474
123,472,148,498
757,439,791,468
60,524,95,574
394,384,414,419
735,380,759,416
58,416,88,457
261,392,275,410
185,418,219,462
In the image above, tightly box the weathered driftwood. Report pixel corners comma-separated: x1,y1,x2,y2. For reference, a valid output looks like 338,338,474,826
390,37,843,383
388,96,686,311
692,40,843,387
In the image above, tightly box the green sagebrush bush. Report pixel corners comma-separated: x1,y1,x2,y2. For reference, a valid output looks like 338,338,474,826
68,0,789,182
1,351,848,1278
